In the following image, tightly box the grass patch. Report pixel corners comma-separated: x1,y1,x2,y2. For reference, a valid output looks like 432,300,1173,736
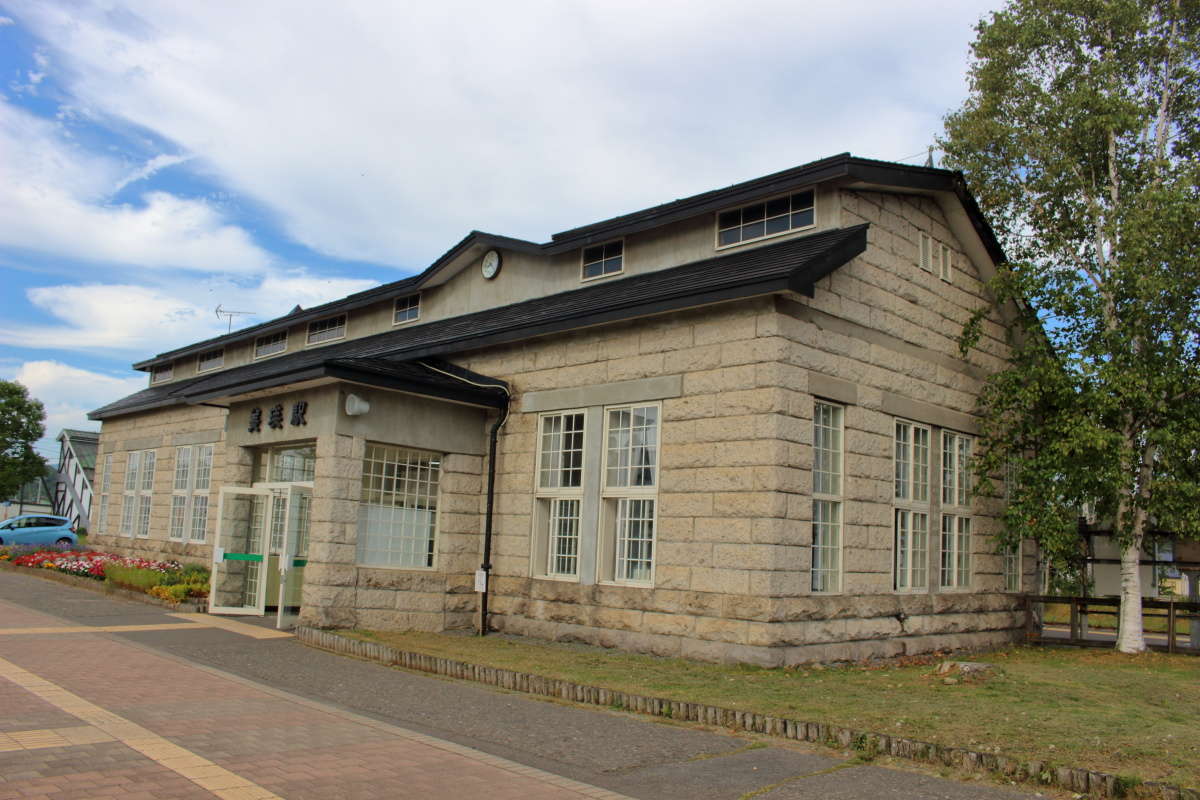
341,629,1200,789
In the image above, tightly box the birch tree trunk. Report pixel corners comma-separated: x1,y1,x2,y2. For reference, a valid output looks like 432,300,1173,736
1115,536,1146,653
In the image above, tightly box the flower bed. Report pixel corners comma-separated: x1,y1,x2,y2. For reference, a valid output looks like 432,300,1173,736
2,547,209,602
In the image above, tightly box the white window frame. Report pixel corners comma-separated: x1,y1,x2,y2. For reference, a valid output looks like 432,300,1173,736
306,314,347,346
939,242,953,282
97,453,112,534
393,294,421,325
893,419,931,592
1003,541,1021,592
121,449,156,539
811,401,844,594
716,188,817,250
598,403,660,586
169,445,213,543
940,430,974,589
253,330,288,360
196,347,224,373
532,410,587,580
919,232,933,272
581,239,624,282
151,363,173,384
356,444,442,570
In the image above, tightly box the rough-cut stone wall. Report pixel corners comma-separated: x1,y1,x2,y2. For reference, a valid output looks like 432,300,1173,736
90,404,227,566
445,188,1028,665
299,437,484,631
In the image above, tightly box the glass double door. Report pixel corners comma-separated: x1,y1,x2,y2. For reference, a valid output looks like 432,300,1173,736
209,485,311,629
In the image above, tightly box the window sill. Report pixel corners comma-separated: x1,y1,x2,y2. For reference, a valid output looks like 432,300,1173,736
597,579,654,589
354,563,439,572
532,574,581,584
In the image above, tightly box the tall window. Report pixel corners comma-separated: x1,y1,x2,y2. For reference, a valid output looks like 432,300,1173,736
940,431,973,588
97,454,112,534
356,445,441,568
122,450,156,538
602,405,659,584
1003,543,1020,592
170,445,213,543
535,411,586,578
894,420,930,591
718,190,815,247
811,401,843,593
394,294,420,324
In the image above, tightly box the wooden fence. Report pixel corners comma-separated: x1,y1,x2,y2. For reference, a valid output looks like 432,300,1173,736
1025,594,1200,654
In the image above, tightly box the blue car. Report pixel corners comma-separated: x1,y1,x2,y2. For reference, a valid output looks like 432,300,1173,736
0,515,78,548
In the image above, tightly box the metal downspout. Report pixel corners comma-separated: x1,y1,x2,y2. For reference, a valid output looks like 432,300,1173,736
479,402,509,636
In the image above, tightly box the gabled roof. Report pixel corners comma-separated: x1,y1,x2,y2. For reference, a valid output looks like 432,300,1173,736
56,429,99,471
131,154,1003,371
92,224,868,420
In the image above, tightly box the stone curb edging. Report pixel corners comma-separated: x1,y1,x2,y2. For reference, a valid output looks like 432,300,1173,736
0,561,208,614
296,626,1196,800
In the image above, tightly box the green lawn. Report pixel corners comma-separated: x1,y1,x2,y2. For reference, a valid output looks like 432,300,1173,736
343,629,1200,790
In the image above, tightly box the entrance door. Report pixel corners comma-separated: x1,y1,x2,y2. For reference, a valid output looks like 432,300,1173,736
210,485,312,622
210,487,271,615
275,485,310,630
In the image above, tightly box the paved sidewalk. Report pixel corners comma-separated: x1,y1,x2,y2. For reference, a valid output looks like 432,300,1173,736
0,596,628,799
0,570,1039,799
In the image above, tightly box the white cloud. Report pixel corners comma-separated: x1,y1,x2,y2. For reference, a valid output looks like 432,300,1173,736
0,16,13,25
8,0,996,267
4,361,143,446
0,101,271,271
113,152,194,193
0,273,378,355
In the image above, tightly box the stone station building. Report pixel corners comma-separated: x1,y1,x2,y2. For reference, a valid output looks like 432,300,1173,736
88,154,1034,665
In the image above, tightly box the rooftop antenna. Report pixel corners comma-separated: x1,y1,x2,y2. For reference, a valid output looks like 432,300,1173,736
925,145,936,168
215,304,255,333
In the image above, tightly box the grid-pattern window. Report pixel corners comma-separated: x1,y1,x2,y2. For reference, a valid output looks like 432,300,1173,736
718,190,815,247
941,515,972,588
894,421,929,502
197,348,224,372
940,431,973,589
604,405,659,584
151,363,173,383
307,314,346,345
170,445,213,542
894,420,931,591
357,445,441,568
1003,543,1020,592
582,241,623,280
97,454,112,534
536,412,586,578
136,451,156,538
394,294,420,324
811,402,843,593
254,331,288,359
255,444,316,483
942,432,972,507
894,509,928,590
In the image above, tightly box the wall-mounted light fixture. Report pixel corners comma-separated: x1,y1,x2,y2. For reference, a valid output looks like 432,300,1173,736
345,393,371,416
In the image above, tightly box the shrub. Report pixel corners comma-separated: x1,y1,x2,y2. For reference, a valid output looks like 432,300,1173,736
105,564,168,592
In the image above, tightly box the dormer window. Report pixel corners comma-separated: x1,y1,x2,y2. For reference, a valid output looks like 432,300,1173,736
717,189,815,248
254,330,288,359
196,348,224,373
582,240,623,280
151,363,173,383
307,314,347,345
394,294,420,324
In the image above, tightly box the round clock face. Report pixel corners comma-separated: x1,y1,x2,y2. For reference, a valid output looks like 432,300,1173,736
481,250,502,280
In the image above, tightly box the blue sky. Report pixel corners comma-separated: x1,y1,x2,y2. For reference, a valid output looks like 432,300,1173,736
0,0,998,461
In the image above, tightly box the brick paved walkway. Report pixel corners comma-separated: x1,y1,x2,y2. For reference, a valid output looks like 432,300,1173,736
0,598,631,800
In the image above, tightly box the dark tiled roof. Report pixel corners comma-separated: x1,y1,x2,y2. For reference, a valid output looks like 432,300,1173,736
132,153,1000,371
91,224,867,420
